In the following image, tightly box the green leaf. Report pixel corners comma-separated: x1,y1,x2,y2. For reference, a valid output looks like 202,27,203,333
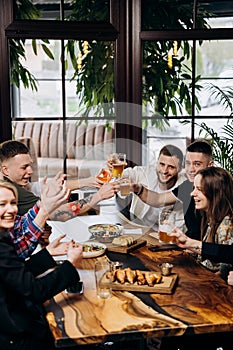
32,39,37,55
41,44,54,60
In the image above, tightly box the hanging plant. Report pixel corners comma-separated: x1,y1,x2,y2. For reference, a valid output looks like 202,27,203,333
11,0,212,123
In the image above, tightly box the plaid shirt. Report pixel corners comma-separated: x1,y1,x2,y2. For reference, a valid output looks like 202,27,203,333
9,202,44,259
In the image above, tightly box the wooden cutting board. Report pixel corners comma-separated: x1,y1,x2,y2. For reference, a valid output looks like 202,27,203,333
111,272,178,294
106,238,147,253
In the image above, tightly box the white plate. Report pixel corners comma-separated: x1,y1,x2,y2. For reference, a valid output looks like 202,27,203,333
82,242,106,258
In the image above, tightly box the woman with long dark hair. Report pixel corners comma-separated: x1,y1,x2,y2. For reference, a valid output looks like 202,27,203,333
169,167,233,281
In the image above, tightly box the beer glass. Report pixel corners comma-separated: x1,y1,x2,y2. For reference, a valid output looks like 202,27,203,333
158,209,176,244
111,153,126,179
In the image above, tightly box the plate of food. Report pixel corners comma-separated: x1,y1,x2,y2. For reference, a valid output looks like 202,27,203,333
82,242,106,258
104,267,178,294
88,223,123,243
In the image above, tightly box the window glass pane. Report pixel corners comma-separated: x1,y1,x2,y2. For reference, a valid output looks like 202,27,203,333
10,35,116,177
207,16,233,29
142,0,204,30
11,39,115,118
196,39,233,116
11,39,61,117
141,1,233,30
142,39,193,119
14,0,110,22
142,36,232,166
144,116,232,168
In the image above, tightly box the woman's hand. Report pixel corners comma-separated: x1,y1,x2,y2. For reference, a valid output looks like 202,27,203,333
168,227,202,254
227,271,233,286
46,234,69,256
67,241,83,268
167,227,189,248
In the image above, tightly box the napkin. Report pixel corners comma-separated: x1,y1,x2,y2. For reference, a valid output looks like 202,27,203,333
123,228,142,235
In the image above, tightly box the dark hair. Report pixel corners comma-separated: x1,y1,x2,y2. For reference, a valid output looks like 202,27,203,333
197,167,233,241
0,140,29,163
187,139,212,158
159,145,184,167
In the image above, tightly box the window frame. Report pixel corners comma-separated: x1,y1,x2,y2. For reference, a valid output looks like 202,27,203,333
0,0,232,168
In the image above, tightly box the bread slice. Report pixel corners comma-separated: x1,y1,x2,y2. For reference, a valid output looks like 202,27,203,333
112,236,137,247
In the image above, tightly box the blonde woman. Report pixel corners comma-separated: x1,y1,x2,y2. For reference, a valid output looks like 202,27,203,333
0,181,83,350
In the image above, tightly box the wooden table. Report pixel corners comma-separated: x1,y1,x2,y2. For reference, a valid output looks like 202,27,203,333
45,212,233,349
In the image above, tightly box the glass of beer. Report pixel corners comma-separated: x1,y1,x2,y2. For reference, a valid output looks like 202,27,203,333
119,177,131,196
111,153,126,179
96,167,112,182
158,209,176,244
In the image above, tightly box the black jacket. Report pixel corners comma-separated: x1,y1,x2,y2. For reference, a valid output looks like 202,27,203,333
202,242,233,264
0,230,79,338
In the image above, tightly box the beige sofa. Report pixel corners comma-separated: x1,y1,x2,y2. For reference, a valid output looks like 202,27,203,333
13,120,115,180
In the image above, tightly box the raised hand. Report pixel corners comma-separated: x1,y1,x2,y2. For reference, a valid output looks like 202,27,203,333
40,176,70,217
41,172,66,197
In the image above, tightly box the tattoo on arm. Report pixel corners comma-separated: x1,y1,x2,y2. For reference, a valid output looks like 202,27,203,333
49,195,94,221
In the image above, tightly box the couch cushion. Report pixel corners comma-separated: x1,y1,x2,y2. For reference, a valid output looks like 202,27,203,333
13,120,115,179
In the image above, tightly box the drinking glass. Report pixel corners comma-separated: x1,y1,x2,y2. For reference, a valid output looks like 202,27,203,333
119,177,131,196
111,153,126,180
158,209,176,244
94,260,112,299
96,167,112,182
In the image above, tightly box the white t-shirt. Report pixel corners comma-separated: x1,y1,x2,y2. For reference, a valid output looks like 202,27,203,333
122,165,187,231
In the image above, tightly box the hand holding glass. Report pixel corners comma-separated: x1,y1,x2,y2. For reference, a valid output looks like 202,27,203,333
119,178,131,196
96,168,112,182
158,210,176,244
110,153,126,179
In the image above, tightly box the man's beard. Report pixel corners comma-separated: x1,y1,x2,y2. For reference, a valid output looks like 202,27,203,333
157,171,178,187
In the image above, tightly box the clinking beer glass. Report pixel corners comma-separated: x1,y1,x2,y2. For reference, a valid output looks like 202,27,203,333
110,153,126,179
158,209,176,244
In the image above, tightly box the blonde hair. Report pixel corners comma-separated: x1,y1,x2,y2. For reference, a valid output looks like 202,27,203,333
0,181,18,203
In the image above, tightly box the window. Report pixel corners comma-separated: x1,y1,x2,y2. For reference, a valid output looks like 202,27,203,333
1,0,232,177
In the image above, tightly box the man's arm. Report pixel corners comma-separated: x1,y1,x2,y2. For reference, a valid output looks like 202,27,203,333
132,184,177,207
49,182,115,221
66,176,103,190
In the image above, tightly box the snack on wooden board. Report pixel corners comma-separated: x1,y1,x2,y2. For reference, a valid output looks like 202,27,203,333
112,236,137,247
111,268,162,286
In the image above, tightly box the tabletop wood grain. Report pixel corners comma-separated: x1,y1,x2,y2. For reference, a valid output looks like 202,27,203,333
45,215,233,348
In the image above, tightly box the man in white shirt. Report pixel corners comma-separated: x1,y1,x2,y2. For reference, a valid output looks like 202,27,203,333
118,144,186,231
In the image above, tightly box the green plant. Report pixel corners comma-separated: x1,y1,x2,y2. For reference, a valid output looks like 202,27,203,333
205,82,233,116
10,0,212,125
10,0,54,91
197,120,233,174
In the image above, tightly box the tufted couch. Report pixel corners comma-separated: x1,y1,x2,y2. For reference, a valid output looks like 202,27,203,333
12,120,115,180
